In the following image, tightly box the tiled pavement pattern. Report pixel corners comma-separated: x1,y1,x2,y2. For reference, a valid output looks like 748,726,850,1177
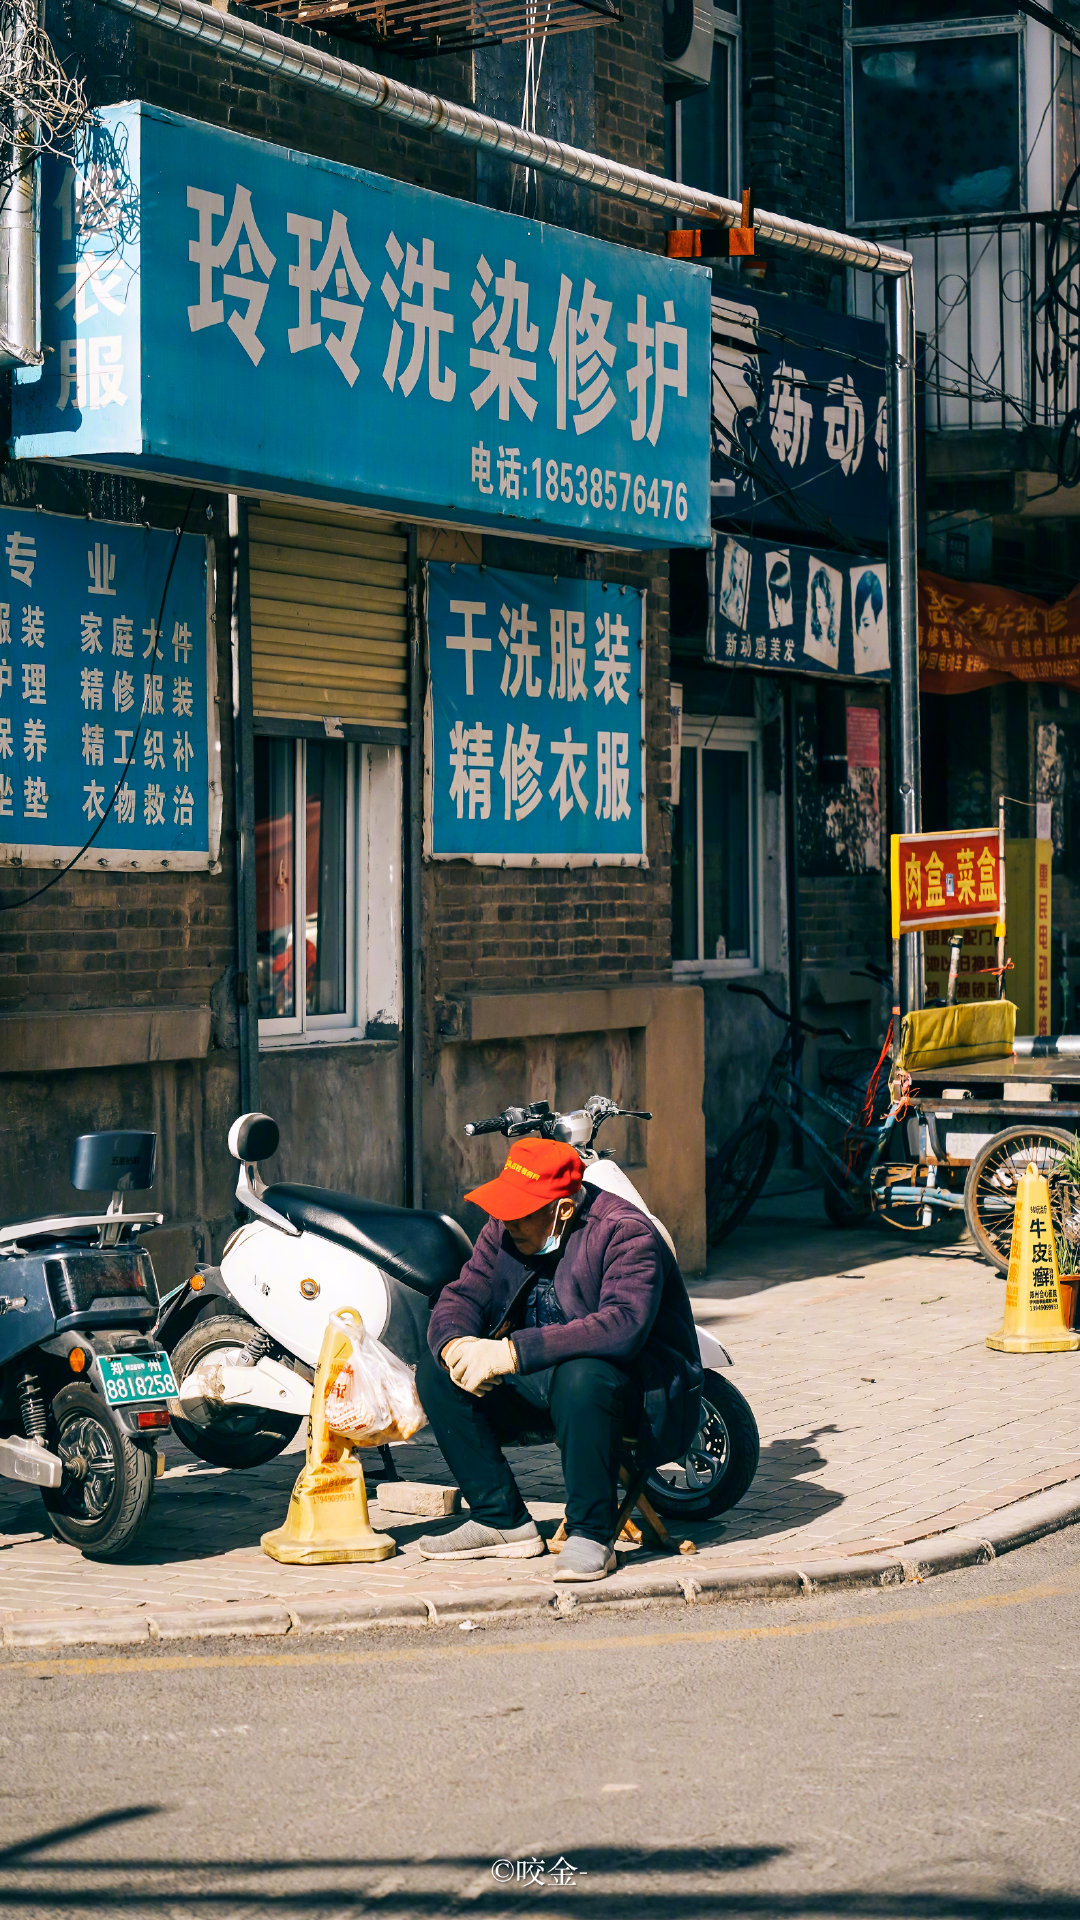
2,1191,1078,1629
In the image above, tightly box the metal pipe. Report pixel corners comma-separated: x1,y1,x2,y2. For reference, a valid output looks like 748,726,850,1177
886,269,922,1015
0,1,42,368
228,491,261,1112
404,531,424,1209
101,0,912,275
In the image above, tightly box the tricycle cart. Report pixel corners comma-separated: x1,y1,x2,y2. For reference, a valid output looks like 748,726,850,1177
706,992,1080,1274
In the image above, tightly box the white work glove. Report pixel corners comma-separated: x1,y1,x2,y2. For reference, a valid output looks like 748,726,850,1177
447,1336,518,1396
440,1337,473,1375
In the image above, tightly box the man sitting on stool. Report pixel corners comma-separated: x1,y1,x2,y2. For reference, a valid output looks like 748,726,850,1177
416,1138,703,1583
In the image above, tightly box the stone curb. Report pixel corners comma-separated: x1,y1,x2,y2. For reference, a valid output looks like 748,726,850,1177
4,1482,1080,1651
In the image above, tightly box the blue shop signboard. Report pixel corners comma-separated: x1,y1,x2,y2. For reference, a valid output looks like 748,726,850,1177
14,103,712,550
426,564,645,865
711,289,893,546
0,507,217,868
715,533,889,680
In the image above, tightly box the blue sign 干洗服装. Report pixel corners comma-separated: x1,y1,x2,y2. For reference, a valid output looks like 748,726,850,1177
426,564,645,864
14,103,712,550
0,507,215,867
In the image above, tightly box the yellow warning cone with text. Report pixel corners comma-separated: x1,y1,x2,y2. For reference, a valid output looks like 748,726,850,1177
987,1165,1080,1354
262,1308,397,1564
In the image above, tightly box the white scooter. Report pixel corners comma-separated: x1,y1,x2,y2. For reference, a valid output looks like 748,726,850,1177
155,1098,760,1520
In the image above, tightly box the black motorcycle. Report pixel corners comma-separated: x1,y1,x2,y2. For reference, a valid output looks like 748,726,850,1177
0,1130,177,1559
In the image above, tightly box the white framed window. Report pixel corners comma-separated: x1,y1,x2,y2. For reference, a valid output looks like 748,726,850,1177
845,10,1024,225
665,6,741,203
254,735,402,1045
672,715,761,976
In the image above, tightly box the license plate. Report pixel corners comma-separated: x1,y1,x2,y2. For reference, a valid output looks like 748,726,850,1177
96,1352,179,1406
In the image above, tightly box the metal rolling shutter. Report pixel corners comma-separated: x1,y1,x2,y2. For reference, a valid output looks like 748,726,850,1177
248,504,408,730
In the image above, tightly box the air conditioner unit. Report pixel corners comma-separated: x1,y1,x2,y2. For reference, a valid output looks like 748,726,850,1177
663,0,714,87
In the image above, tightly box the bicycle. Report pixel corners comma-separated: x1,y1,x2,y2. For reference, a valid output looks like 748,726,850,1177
705,981,969,1248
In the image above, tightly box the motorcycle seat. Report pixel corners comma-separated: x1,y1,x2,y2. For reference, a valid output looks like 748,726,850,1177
261,1185,472,1298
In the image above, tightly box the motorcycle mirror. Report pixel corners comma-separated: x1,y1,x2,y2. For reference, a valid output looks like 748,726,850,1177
228,1112,281,1163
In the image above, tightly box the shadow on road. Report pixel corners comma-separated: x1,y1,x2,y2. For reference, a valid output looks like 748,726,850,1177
0,1810,1073,1915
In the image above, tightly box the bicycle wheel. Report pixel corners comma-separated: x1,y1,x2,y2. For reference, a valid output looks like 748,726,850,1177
964,1125,1077,1273
706,1113,779,1247
823,1174,873,1228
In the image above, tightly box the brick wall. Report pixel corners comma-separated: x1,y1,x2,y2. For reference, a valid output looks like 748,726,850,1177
133,1,474,204
741,0,846,307
594,0,668,255
798,874,889,970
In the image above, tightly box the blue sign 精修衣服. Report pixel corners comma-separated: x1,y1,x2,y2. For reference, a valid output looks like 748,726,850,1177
14,103,712,550
426,563,645,864
0,506,214,867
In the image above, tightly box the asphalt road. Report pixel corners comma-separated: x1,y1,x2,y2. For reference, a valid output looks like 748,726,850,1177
2,1531,1080,1919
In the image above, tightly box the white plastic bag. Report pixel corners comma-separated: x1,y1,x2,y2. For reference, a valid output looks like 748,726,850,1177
322,1312,427,1445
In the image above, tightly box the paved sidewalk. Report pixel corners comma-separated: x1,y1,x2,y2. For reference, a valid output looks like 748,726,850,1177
2,1189,1079,1643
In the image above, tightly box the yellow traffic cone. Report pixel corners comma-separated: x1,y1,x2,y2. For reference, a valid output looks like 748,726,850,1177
987,1166,1080,1354
262,1308,397,1564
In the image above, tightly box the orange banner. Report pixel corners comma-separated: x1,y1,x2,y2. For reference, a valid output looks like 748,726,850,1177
891,827,1002,936
920,571,1080,693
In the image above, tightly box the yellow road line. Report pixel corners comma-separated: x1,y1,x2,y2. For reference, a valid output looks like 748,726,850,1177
1,1572,1077,1680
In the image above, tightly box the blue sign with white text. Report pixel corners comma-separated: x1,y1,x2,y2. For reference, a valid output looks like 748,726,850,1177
427,564,645,864
15,103,712,550
711,289,891,545
0,507,212,867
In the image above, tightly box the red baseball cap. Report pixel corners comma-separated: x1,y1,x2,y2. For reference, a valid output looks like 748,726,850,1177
465,1137,583,1221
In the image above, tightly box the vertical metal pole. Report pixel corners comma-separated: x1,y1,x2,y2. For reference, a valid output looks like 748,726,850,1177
997,791,1007,998
886,268,923,1015
0,1,41,370
782,680,803,1169
403,534,424,1209
229,493,260,1113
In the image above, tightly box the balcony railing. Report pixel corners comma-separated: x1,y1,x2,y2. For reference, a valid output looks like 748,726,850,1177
249,0,620,59
848,213,1080,436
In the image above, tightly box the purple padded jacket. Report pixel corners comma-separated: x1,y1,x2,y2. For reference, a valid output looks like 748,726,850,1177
427,1187,703,1466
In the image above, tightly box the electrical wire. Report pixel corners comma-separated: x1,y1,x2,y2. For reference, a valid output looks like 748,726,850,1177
0,493,196,914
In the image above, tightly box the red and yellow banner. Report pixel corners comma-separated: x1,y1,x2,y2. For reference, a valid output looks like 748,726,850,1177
891,827,1002,936
920,571,1080,692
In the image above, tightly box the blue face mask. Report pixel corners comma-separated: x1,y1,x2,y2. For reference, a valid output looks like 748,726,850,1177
536,1206,569,1256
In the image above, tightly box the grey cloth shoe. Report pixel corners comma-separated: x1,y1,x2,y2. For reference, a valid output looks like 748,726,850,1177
551,1535,617,1582
417,1517,545,1561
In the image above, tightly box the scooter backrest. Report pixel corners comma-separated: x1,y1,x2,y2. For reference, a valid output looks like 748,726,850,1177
228,1112,280,1164
71,1131,157,1193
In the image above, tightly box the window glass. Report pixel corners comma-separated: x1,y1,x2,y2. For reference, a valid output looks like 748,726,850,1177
254,736,295,1021
678,39,731,199
851,33,1021,222
305,738,348,1016
671,746,699,962
701,748,751,961
851,2,1010,22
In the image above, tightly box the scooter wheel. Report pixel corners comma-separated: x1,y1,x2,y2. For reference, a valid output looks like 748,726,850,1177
644,1370,760,1520
41,1382,155,1559
168,1313,302,1469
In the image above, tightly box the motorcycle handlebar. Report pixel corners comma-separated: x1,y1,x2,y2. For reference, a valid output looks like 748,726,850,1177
463,1102,652,1140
